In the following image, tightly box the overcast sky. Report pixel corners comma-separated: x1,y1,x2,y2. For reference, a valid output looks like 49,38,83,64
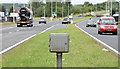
0,0,119,4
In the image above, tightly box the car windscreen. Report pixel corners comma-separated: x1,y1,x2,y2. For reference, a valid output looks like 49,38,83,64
64,18,68,21
88,20,94,24
40,18,45,20
101,19,115,25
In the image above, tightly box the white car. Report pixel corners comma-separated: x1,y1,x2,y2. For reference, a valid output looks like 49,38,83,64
39,17,46,24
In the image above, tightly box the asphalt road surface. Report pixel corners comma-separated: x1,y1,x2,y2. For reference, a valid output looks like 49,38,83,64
1,20,67,52
75,17,119,52
0,12,106,53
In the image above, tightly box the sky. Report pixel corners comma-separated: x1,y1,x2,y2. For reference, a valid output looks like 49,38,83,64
0,0,119,4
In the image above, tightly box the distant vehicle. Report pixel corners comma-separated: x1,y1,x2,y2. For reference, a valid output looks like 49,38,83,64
62,17,71,24
97,17,118,35
39,17,46,24
86,19,96,27
17,7,33,27
0,15,2,22
69,16,73,21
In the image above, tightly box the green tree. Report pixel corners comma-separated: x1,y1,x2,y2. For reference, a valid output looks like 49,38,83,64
2,6,6,12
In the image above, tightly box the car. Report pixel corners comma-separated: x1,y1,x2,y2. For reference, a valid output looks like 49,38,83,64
86,19,96,27
39,17,46,24
97,17,118,35
62,17,71,24
0,15,2,22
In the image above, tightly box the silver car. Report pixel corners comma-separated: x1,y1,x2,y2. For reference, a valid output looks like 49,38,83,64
86,20,96,27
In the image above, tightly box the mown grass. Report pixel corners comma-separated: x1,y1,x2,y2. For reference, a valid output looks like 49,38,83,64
1,22,16,26
73,16,93,24
2,24,118,67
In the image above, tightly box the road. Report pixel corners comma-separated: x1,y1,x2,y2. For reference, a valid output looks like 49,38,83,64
75,17,119,53
0,12,106,54
1,20,67,53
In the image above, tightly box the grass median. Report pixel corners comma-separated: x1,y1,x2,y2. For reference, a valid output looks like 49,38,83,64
73,16,93,24
1,22,16,26
2,23,118,67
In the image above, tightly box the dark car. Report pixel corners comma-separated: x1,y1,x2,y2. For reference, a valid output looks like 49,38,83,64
62,18,71,24
39,17,46,24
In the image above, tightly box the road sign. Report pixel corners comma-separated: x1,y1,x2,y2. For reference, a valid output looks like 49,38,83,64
52,12,57,17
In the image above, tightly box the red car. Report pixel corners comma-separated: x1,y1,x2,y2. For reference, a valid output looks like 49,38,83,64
97,17,118,35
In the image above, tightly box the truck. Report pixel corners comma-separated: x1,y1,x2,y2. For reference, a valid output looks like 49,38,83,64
17,7,33,27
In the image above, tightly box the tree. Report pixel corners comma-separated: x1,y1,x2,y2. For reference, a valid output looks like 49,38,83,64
2,6,6,12
84,1,90,6
8,6,13,15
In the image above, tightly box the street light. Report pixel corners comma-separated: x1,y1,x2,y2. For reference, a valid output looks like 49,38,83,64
56,1,57,18
13,2,15,23
51,0,53,17
44,6,45,17
68,3,69,16
111,0,112,16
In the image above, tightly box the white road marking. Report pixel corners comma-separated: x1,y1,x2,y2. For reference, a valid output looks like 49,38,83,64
38,24,57,34
0,27,14,30
75,24,119,55
0,24,57,54
0,34,36,55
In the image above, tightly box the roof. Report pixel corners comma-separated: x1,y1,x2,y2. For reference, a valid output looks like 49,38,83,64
101,17,114,20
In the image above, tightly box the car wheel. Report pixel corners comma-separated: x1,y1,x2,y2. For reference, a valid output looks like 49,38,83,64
31,24,33,27
113,32,117,35
98,31,102,34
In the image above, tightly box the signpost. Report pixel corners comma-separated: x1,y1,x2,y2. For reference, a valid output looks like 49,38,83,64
49,33,69,69
118,1,120,23
52,12,57,18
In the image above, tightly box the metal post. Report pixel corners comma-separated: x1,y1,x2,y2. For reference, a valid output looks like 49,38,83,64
57,52,62,69
118,1,120,23
56,2,57,18
68,3,69,16
62,3,63,18
111,0,112,16
51,0,52,17
106,2,107,13
24,3,26,7
44,6,45,17
13,3,15,23
108,0,109,13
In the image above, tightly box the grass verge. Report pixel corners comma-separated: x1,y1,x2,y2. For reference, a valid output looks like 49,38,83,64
73,16,93,24
2,24,118,67
1,22,16,26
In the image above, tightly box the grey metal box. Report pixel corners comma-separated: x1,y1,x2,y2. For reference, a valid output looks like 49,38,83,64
49,33,69,53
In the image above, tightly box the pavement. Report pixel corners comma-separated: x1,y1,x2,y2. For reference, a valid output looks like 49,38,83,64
75,17,119,53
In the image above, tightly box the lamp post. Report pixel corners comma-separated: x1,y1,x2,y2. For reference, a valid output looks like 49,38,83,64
13,2,15,23
68,3,69,16
111,0,112,16
51,0,53,17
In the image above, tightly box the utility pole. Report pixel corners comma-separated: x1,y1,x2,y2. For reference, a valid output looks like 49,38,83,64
68,3,69,16
13,2,15,23
62,2,63,18
24,3,26,7
44,6,45,17
56,2,57,18
96,4,97,12
111,0,112,16
30,2,32,10
51,0,53,17
108,0,109,13
118,1,120,23
106,2,107,13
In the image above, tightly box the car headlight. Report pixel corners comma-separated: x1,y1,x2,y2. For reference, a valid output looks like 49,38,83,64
114,26,117,29
100,26,105,29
